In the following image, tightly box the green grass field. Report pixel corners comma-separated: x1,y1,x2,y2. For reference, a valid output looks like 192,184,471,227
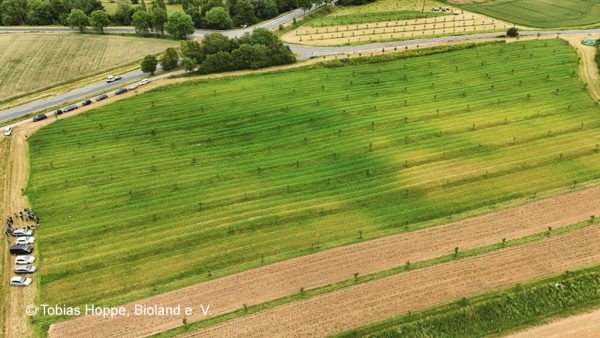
457,0,600,28
0,33,177,101
27,39,600,309
308,0,447,27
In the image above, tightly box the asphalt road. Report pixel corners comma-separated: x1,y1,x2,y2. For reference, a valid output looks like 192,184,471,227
1,6,599,124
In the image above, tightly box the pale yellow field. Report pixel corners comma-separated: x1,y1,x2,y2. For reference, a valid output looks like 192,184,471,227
0,33,177,100
283,12,514,46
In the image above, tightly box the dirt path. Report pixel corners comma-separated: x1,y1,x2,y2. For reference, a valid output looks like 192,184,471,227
182,225,600,338
1,124,37,338
508,307,600,338
47,185,600,338
564,35,600,102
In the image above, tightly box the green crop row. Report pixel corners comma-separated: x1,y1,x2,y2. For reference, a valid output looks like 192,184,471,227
338,265,600,338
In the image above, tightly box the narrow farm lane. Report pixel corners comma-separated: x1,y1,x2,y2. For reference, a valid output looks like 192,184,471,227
564,35,600,102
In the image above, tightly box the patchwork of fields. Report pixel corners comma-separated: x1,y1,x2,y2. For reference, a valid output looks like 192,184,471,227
0,33,176,100
26,39,600,315
456,0,600,28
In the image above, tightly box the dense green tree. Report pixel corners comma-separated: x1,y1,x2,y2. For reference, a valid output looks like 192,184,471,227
27,0,54,25
204,6,232,29
132,9,152,35
165,11,194,39
231,43,269,69
233,0,255,27
151,6,167,35
181,0,191,11
66,8,89,33
154,0,167,10
200,0,225,17
69,0,103,15
1,0,28,25
112,2,133,25
141,54,158,74
180,39,204,63
507,27,519,37
185,7,202,28
160,47,179,70
201,32,235,54
201,50,234,72
181,56,198,71
252,0,278,20
275,0,297,12
89,9,110,33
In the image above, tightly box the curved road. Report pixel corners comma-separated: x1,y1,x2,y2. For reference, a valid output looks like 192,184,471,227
1,7,599,124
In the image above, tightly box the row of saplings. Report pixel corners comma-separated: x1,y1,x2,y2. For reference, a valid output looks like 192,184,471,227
5,208,40,287
141,28,296,74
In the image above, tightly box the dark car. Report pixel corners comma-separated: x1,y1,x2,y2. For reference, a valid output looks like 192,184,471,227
95,94,108,102
10,244,33,255
32,114,47,122
82,99,92,106
55,109,63,115
115,88,128,95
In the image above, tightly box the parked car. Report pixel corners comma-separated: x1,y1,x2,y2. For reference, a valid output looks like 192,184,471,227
15,255,35,265
10,245,33,255
95,94,108,102
54,108,63,115
32,114,47,122
107,75,122,83
139,78,150,86
115,88,128,95
62,105,77,113
15,236,35,245
3,127,13,136
10,276,32,286
128,83,139,90
12,228,34,237
14,264,37,274
82,99,93,106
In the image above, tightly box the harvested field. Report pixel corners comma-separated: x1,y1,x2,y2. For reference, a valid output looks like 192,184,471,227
283,12,513,46
0,33,176,100
509,307,600,338
48,185,600,337
182,225,600,338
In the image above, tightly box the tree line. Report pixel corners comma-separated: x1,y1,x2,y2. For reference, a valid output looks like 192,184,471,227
0,0,325,29
141,28,296,75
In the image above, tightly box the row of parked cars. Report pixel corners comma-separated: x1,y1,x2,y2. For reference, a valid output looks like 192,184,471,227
9,229,37,287
30,77,151,123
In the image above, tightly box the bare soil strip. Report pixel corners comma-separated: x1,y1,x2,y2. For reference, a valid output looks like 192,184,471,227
508,307,600,338
48,185,600,338
181,225,600,338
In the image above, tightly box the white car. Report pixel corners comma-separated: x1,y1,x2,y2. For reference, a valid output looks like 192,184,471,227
15,255,35,265
14,264,37,274
128,83,139,90
3,127,12,136
107,75,122,83
12,228,34,237
10,276,32,286
15,236,35,245
139,79,150,86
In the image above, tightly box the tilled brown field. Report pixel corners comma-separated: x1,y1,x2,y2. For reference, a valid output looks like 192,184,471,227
182,225,600,338
48,186,600,338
